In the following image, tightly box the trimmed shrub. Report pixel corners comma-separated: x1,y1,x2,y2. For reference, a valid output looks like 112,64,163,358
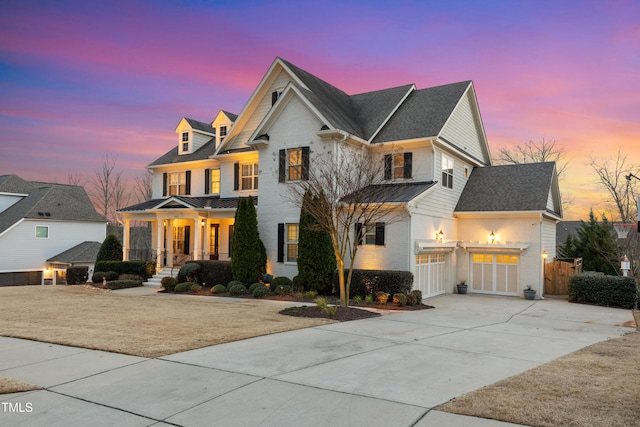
105,280,143,290
412,289,423,302
228,283,248,296
92,271,105,283
406,293,418,306
119,274,143,281
252,284,270,298
569,273,638,309
189,260,233,287
177,263,201,283
66,266,89,285
227,280,244,289
271,276,293,293
96,234,123,262
211,284,227,294
190,284,202,293
333,269,413,299
292,275,305,293
94,261,154,279
249,282,263,293
174,282,195,293
161,276,177,292
93,271,119,283
273,285,291,295
376,291,388,304
393,293,407,306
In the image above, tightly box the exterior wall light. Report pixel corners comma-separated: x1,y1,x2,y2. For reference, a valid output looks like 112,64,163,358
489,231,496,244
542,250,548,259
436,230,444,242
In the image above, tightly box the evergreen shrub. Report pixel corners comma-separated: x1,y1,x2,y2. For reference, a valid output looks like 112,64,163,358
161,276,177,292
569,273,638,309
211,284,227,294
174,282,195,293
66,266,89,285
333,269,413,299
228,283,248,296
251,284,270,298
105,280,143,290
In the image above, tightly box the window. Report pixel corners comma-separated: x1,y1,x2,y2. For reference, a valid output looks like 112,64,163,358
384,153,412,180
168,172,186,195
182,142,189,152
219,126,227,143
441,155,454,189
279,147,309,182
355,222,385,246
271,89,283,106
209,168,220,194
35,226,48,239
181,132,189,142
286,224,299,262
240,163,258,190
288,148,303,180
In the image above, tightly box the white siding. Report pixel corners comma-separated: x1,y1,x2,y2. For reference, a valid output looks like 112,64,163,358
542,218,557,260
0,220,106,272
0,194,23,213
351,211,410,271
192,132,212,152
439,90,488,163
232,70,293,150
256,95,324,279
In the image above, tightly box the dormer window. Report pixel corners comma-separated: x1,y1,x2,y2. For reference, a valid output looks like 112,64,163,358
219,126,227,143
181,132,190,153
181,132,189,142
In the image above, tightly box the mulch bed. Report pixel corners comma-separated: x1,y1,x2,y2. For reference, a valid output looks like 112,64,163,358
280,306,382,321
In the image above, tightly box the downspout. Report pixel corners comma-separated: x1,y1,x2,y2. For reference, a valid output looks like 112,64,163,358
539,213,545,299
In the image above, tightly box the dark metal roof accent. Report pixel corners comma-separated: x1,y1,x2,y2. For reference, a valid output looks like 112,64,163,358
343,182,436,204
119,196,256,212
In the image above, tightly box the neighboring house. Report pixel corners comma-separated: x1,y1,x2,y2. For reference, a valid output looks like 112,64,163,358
47,241,103,285
0,175,108,286
118,57,562,299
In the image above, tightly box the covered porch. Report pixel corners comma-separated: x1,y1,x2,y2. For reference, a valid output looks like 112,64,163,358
118,196,243,270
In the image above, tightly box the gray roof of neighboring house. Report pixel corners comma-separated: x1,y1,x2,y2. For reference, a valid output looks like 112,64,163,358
0,175,108,234
47,241,102,264
455,162,558,214
556,221,582,246
344,182,436,204
119,196,254,212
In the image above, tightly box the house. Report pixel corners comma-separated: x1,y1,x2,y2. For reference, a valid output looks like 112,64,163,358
0,175,108,286
47,241,103,284
118,57,562,299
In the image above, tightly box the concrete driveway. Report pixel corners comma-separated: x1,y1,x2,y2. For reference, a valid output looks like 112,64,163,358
0,294,634,427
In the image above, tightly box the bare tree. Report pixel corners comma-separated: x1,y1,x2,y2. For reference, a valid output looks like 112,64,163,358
66,171,86,186
133,169,153,203
88,153,129,224
286,144,403,307
588,147,640,277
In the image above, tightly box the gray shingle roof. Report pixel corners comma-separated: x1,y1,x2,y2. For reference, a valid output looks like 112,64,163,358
371,81,471,143
455,162,557,213
185,118,214,133
47,241,102,263
0,175,107,235
148,138,219,167
222,111,238,122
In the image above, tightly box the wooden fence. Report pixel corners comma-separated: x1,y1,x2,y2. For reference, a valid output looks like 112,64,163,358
544,258,582,295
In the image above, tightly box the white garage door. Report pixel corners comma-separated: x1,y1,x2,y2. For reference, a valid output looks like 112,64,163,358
470,253,519,295
415,253,447,298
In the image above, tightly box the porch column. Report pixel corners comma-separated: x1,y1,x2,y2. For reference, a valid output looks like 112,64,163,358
167,219,174,268
203,220,211,261
194,218,202,260
123,219,130,261
156,219,164,269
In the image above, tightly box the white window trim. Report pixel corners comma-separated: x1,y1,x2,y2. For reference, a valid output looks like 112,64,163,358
285,223,299,264
441,154,454,189
35,225,49,239
288,148,303,181
209,168,221,195
240,163,258,191
168,171,187,196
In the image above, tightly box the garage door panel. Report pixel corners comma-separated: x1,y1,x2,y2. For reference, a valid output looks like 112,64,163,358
415,253,446,298
471,253,519,296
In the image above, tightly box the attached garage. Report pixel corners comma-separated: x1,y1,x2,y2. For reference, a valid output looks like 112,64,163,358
415,253,447,297
470,253,519,295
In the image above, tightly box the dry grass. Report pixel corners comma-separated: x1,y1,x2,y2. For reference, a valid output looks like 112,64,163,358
437,332,640,427
0,286,334,358
0,376,41,394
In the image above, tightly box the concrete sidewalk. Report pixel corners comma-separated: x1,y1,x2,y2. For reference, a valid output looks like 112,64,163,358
0,294,634,426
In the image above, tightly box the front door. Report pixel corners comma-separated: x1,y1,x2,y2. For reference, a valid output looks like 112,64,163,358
209,224,219,260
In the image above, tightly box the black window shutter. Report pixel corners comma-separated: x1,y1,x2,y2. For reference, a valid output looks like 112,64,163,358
355,223,363,246
183,225,191,255
278,149,286,183
301,146,310,180
271,91,278,106
277,223,285,262
228,224,234,257
204,169,210,194
384,155,392,180
233,162,239,190
162,173,167,196
404,153,412,179
375,222,385,246
185,170,191,195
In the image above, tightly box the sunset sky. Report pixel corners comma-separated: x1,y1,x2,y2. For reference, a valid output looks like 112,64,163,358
1,0,638,220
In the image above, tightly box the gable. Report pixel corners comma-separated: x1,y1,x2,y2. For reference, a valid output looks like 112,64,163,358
438,86,491,165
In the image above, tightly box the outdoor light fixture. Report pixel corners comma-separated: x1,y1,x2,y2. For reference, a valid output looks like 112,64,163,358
201,220,205,226
542,251,548,259
489,231,496,244
436,230,444,242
